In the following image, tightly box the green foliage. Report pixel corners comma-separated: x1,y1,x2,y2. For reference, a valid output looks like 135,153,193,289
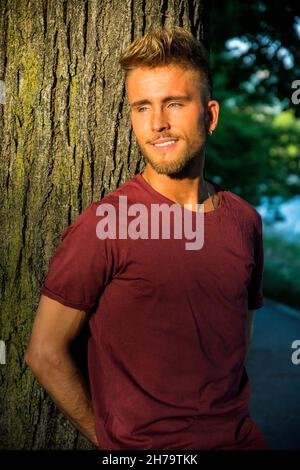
206,107,300,205
263,231,300,310
210,0,300,114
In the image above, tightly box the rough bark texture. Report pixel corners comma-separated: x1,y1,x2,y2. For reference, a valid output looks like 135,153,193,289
0,0,208,450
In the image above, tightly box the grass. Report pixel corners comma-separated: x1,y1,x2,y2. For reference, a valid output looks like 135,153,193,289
263,230,300,311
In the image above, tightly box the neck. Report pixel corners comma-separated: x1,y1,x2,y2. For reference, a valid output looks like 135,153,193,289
142,158,217,212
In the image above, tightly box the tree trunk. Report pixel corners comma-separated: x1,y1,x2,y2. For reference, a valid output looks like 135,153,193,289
0,0,208,450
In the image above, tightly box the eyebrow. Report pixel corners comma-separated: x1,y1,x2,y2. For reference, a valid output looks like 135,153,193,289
130,95,191,108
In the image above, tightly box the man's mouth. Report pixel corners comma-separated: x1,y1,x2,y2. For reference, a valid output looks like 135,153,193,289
151,138,178,150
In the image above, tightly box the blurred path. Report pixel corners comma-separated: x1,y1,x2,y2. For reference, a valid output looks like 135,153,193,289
246,298,300,450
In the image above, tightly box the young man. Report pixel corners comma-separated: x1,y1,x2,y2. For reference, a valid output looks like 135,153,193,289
25,27,270,450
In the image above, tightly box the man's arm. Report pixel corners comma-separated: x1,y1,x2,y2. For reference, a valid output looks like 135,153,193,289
246,309,255,356
25,294,98,447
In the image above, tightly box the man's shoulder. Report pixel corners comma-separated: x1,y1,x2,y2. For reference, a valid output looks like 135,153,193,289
100,173,142,205
69,174,141,225
224,189,262,228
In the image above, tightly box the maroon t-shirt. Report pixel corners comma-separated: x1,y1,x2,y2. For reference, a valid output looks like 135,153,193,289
41,173,269,450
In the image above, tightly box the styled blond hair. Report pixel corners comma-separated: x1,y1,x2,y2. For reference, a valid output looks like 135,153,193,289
119,26,212,102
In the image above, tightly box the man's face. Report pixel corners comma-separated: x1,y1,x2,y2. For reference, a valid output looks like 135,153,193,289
126,64,210,176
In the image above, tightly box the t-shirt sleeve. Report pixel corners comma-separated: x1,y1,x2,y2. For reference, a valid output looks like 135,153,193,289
41,203,111,313
247,213,264,310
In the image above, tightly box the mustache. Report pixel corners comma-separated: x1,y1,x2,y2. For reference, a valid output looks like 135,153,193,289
147,134,181,143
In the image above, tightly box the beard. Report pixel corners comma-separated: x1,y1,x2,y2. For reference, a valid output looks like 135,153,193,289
137,135,206,177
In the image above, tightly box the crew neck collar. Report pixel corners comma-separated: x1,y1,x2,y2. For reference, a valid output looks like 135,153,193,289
135,172,226,216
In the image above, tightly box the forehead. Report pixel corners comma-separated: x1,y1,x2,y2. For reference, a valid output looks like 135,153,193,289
126,65,201,101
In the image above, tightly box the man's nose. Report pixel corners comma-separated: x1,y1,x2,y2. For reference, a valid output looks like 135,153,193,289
151,108,170,132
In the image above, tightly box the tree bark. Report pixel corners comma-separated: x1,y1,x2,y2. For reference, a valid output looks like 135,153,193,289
0,0,208,450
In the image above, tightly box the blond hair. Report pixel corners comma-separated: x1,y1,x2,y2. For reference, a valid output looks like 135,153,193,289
119,27,212,102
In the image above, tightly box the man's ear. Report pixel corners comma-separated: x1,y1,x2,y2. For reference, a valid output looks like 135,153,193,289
206,100,220,133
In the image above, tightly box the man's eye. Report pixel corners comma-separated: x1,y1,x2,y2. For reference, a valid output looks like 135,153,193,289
168,102,182,108
137,106,149,112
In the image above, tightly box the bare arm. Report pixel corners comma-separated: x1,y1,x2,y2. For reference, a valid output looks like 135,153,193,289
25,294,98,447
246,309,255,357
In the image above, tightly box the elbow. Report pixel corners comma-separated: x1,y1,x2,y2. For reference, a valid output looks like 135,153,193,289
24,346,44,375
25,343,65,376
24,347,41,372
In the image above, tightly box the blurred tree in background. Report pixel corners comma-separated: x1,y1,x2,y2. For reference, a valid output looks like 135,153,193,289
205,0,300,205
206,108,300,205
210,0,300,112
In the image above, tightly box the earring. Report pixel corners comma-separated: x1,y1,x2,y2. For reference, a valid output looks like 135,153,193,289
208,130,213,136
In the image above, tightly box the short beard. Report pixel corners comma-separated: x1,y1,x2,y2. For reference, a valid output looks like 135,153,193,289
141,143,204,178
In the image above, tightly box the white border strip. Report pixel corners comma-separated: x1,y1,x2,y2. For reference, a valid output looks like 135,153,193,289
0,80,5,104
0,340,6,364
